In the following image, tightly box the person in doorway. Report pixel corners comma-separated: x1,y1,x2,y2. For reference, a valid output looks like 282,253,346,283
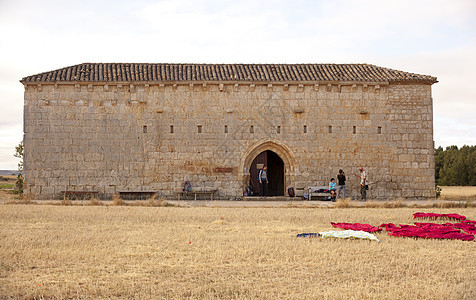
329,178,337,201
358,167,367,201
337,169,346,199
258,165,268,196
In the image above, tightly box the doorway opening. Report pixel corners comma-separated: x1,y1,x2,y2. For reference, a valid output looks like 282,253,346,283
249,150,284,196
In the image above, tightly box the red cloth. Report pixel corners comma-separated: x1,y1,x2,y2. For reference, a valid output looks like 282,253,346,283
379,222,474,241
444,222,476,235
331,222,381,232
413,212,466,221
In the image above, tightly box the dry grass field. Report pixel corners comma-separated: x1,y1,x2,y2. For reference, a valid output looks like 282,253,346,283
440,186,476,197
1,205,475,299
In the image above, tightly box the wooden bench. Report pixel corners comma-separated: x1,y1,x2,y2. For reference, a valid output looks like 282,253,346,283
175,190,217,201
307,186,333,201
117,190,157,200
62,191,99,200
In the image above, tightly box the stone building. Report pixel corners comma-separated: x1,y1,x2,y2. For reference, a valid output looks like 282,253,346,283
21,63,437,200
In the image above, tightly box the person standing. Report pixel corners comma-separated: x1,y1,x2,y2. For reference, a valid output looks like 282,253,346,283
337,169,346,199
359,167,367,201
259,165,268,196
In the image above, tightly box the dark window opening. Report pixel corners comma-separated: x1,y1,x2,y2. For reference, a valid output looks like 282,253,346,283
143,125,147,133
250,125,254,133
277,126,281,134
224,125,228,133
377,126,382,134
197,125,202,133
170,125,174,133
328,126,332,133
353,126,356,134
303,125,307,133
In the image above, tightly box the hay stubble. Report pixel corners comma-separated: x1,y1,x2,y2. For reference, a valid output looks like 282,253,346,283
1,205,475,299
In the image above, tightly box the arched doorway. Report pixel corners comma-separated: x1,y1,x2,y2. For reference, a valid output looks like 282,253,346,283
250,150,285,196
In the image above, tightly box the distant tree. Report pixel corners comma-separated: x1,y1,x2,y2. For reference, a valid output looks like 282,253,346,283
13,141,24,194
435,145,476,186
14,141,23,171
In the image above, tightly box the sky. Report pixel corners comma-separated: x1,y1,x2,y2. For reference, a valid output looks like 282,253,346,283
0,0,475,169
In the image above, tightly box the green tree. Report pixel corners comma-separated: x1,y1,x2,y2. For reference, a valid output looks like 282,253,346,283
14,141,23,171
435,145,476,186
14,141,24,194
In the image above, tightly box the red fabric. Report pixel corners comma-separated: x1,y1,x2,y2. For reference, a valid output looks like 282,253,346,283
331,222,381,232
444,222,476,235
413,212,466,221
379,222,474,241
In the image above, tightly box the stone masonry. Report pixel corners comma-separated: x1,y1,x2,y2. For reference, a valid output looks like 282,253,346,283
21,63,437,199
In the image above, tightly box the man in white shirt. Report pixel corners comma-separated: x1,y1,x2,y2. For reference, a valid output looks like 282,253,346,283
359,167,367,201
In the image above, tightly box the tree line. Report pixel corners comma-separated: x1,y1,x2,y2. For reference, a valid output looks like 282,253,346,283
435,145,476,186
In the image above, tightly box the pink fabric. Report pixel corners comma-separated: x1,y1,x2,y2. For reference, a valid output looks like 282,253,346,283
413,212,466,221
379,222,474,241
331,222,381,232
444,222,476,235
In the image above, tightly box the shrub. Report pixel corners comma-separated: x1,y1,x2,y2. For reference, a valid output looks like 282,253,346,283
334,198,351,208
89,198,102,206
112,193,124,206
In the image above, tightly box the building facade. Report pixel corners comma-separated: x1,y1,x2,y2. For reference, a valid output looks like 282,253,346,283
21,63,437,199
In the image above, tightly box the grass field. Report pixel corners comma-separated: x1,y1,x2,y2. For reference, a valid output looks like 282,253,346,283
440,186,476,197
0,175,15,190
1,205,475,299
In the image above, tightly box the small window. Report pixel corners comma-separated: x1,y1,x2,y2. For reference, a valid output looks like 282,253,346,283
353,126,356,134
277,126,281,134
143,125,147,133
197,125,202,133
170,125,174,134
303,125,307,133
224,125,228,133
328,126,332,133
250,125,254,133
377,126,382,134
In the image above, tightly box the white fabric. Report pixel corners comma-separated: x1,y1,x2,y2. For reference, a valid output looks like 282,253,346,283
318,230,380,242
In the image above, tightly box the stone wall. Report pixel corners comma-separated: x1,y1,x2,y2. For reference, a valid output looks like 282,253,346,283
23,81,435,199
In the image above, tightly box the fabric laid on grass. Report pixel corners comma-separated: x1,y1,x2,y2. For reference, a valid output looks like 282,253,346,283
296,233,319,238
379,223,475,241
331,222,381,232
443,222,476,235
413,212,466,221
318,230,380,242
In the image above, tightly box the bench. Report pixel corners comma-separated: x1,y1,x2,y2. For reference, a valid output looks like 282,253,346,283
117,190,157,200
62,190,99,200
175,190,217,201
307,186,333,201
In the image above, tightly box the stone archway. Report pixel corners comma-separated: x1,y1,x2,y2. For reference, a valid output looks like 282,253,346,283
240,140,295,196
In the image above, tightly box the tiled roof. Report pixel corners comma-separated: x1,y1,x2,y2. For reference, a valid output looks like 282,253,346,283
21,63,437,84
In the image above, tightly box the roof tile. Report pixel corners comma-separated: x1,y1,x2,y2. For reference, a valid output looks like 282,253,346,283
21,63,437,84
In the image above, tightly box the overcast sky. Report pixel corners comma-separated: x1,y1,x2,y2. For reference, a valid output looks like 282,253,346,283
0,0,475,169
